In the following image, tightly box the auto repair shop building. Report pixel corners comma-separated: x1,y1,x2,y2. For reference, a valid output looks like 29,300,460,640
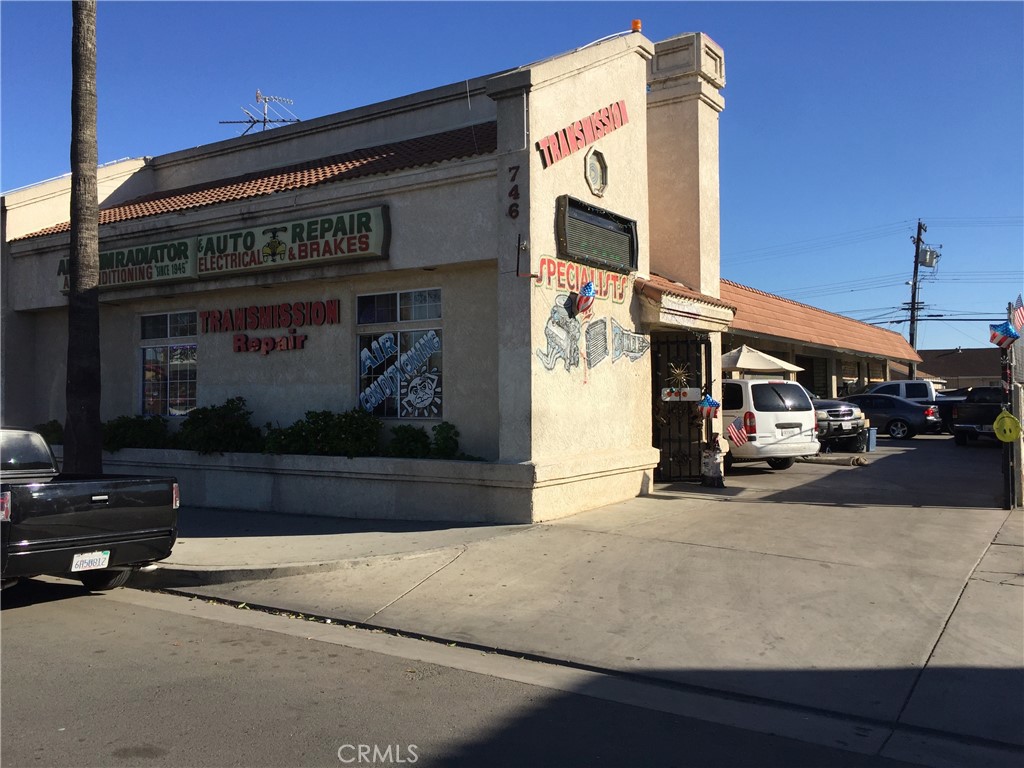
1,29,917,520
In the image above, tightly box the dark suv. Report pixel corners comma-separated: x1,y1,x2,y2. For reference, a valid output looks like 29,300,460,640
804,388,866,450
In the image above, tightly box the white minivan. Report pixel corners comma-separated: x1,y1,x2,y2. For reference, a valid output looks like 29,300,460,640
721,379,820,470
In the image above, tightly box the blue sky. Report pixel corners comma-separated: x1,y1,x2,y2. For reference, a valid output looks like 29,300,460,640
2,1,1022,352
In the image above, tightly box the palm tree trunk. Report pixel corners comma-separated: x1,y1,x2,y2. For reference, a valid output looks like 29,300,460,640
64,0,102,473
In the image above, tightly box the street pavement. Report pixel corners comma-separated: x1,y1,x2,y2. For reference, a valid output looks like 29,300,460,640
133,436,1023,766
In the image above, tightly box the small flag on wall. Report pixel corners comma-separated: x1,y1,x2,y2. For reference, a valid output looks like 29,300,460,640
726,416,748,445
1013,294,1024,332
989,321,1020,349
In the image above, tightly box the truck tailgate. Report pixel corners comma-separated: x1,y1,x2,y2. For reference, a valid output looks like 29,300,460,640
2,475,177,578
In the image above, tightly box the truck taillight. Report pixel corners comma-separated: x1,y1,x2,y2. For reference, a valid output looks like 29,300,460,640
172,482,180,510
744,412,756,434
1,491,10,522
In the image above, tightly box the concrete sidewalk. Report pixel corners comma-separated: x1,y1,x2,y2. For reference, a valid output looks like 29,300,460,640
136,442,1023,766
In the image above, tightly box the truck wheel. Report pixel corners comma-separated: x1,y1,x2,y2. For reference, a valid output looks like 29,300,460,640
887,420,914,439
767,458,795,470
953,431,968,446
79,568,132,591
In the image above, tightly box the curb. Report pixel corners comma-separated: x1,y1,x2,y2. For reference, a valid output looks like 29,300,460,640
130,547,456,588
129,561,347,588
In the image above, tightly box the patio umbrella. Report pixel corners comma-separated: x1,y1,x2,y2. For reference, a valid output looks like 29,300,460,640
721,344,803,373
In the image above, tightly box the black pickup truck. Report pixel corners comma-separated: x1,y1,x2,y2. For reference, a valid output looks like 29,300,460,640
1,428,179,590
951,387,1005,446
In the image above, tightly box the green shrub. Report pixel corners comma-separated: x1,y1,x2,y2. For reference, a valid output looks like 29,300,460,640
386,424,432,458
173,397,263,454
431,422,460,459
33,420,64,446
336,408,383,458
103,415,170,452
264,408,381,459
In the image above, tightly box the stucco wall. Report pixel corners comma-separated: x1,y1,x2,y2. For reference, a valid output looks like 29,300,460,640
647,33,726,298
2,158,152,240
522,36,658,468
11,179,502,461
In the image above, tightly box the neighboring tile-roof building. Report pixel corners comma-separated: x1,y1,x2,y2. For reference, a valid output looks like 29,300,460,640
720,279,921,363
13,122,499,241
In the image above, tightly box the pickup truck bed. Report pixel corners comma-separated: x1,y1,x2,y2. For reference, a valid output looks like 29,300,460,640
951,387,1005,445
1,429,178,590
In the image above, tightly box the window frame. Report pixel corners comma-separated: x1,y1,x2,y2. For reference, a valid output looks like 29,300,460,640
356,289,443,419
139,310,198,418
356,288,442,326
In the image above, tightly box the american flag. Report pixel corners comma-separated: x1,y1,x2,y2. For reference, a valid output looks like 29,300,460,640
726,416,748,445
1013,294,1024,332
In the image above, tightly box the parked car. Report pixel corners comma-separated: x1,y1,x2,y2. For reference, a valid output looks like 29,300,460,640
841,394,941,439
800,386,867,450
862,380,944,403
1,428,179,591
950,386,1005,445
721,379,820,470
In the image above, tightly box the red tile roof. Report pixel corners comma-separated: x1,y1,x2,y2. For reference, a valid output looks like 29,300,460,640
15,122,498,241
720,279,921,362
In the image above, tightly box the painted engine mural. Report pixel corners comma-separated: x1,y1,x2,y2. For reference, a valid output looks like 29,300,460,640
535,284,649,373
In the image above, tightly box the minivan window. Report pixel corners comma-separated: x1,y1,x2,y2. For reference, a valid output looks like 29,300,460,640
722,382,743,410
750,382,812,412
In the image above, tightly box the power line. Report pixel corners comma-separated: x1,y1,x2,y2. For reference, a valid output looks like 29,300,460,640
722,217,1022,266
723,222,911,264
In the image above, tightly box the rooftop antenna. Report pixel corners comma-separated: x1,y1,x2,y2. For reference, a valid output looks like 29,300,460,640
220,90,300,135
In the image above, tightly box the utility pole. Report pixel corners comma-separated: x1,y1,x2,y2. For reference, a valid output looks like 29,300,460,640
908,219,926,378
1001,300,1016,510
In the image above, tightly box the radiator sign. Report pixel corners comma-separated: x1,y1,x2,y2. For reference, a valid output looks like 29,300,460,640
57,239,194,292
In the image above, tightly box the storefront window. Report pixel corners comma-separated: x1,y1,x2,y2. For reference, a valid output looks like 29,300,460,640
357,291,443,417
141,311,197,417
358,329,443,418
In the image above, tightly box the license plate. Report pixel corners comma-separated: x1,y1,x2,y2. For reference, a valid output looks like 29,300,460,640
71,550,110,572
780,428,799,437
